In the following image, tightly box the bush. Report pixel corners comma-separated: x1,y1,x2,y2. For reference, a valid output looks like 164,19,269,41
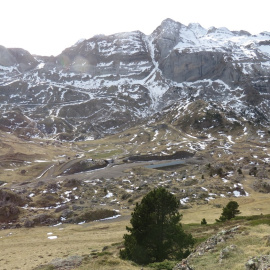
120,187,194,265
249,167,257,176
201,218,207,225
237,168,243,174
148,260,178,270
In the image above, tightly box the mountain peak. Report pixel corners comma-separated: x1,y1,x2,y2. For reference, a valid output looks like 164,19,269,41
188,22,203,29
0,19,270,140
160,18,182,29
207,26,233,36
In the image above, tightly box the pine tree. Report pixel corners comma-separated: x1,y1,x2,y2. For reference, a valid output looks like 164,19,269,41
217,201,240,222
120,187,194,264
201,218,207,225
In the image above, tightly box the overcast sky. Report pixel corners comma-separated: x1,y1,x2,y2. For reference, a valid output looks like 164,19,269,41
1,0,269,56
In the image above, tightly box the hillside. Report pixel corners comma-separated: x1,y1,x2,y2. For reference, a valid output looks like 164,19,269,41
0,109,269,268
0,18,269,270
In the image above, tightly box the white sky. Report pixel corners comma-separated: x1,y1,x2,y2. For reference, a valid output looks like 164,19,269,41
1,0,269,56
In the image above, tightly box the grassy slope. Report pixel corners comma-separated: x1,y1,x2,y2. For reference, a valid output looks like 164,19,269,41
186,222,270,270
0,217,152,270
0,119,270,269
0,212,269,269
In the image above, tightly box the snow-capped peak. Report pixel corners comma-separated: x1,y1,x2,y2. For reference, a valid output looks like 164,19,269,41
187,23,207,37
73,38,86,47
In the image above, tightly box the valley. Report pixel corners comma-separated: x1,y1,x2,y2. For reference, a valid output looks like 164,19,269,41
0,118,269,269
0,17,270,269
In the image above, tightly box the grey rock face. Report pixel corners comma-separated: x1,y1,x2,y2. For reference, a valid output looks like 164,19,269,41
160,51,228,83
56,31,153,79
150,18,183,62
0,46,38,71
0,45,16,66
0,18,270,139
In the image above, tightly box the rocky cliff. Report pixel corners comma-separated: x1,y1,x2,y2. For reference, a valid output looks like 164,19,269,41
0,18,270,140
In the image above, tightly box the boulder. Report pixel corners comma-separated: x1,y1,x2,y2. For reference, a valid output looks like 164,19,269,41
245,255,270,270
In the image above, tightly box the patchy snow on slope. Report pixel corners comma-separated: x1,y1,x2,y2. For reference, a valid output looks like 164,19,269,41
227,135,235,144
104,191,113,198
173,24,270,62
36,63,45,69
222,178,229,183
130,134,137,142
259,45,270,56
180,197,189,204
97,214,121,221
48,235,58,239
233,190,241,197
151,130,159,141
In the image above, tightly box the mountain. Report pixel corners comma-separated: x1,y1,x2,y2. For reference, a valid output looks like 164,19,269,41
0,18,270,140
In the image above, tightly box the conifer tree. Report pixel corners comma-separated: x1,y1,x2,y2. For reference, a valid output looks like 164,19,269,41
217,201,240,222
120,187,194,264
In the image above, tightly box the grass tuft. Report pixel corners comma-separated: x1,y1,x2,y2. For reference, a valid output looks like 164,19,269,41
148,260,178,270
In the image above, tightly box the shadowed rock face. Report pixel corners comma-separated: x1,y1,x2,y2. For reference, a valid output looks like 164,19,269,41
150,18,183,62
0,46,38,71
160,51,229,83
0,46,15,66
0,18,270,139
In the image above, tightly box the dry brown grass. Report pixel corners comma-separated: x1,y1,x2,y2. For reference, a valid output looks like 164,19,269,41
0,132,76,187
181,190,270,224
1,197,269,270
0,217,138,270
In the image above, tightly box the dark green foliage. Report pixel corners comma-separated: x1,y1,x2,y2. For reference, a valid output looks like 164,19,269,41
201,218,207,225
148,260,178,270
237,168,243,175
120,187,194,265
233,214,270,226
217,201,240,222
216,167,225,177
249,167,257,176
96,251,113,257
249,219,270,226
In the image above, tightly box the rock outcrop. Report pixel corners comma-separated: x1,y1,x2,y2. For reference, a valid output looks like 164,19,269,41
245,255,270,270
0,189,30,223
173,226,240,270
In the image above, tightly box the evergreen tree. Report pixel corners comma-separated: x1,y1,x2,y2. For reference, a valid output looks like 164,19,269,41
217,201,240,222
201,218,207,225
120,187,194,264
